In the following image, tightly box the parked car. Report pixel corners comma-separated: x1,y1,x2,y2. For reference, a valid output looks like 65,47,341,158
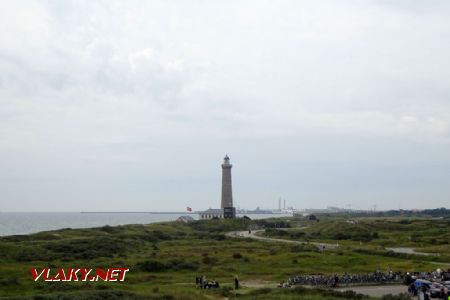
429,282,443,298
415,279,432,290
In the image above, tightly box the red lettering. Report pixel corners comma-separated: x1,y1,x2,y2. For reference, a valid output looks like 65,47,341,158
30,267,129,282
43,269,52,281
79,268,92,281
52,268,66,281
30,268,46,281
107,268,120,281
117,268,129,281
65,268,80,281
95,268,108,281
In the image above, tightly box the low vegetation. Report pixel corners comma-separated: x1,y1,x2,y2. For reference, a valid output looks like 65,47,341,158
0,216,448,299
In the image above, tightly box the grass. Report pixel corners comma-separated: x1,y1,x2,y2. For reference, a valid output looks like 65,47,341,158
0,216,448,299
262,217,450,261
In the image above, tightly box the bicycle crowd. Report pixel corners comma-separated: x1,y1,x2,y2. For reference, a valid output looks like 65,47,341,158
279,271,400,288
278,269,450,289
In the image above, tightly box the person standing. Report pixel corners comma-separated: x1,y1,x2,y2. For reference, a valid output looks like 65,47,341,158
424,287,430,300
234,276,239,290
201,275,206,289
418,286,425,300
443,285,448,300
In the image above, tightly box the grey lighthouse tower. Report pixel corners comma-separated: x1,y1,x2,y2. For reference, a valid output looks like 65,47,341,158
198,155,236,220
221,155,236,218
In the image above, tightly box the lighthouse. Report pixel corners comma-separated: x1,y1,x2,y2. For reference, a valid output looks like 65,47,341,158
198,155,236,220
221,155,236,218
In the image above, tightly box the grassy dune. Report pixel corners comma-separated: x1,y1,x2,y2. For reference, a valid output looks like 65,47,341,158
0,216,447,299
263,216,450,258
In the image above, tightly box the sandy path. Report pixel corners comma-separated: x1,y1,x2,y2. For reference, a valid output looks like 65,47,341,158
226,230,339,250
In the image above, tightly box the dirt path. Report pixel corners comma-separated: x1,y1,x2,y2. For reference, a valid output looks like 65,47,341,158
240,279,275,288
338,284,407,297
386,247,439,256
240,280,408,297
226,230,339,250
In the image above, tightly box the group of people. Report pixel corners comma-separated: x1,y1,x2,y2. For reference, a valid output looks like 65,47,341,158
407,283,449,300
405,271,450,282
284,270,400,288
283,269,450,289
195,276,220,289
405,271,450,300
195,276,240,290
278,274,340,289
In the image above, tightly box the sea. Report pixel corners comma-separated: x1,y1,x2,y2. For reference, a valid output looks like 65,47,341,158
0,212,292,236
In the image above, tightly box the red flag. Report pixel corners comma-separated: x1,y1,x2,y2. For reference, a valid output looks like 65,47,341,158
186,207,192,212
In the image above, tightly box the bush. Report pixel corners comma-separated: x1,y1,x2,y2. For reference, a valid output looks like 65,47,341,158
290,231,306,239
99,225,119,233
210,234,227,241
381,293,411,300
211,286,234,297
135,260,168,272
398,219,412,225
187,219,251,232
0,276,20,286
291,244,319,253
202,256,219,265
246,287,368,299
233,252,243,259
306,243,319,251
151,230,171,240
168,259,199,271
256,220,291,228
264,229,289,237
291,245,304,252
44,236,134,260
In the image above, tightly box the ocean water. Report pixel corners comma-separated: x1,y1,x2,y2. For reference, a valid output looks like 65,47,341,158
0,212,291,236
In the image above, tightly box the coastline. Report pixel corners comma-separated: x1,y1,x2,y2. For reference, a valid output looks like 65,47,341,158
0,212,292,236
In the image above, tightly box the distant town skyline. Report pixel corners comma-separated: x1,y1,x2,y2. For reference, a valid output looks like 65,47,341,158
1,1,450,211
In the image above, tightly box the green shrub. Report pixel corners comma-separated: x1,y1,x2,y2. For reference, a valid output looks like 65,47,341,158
0,276,20,286
135,260,168,272
381,293,411,300
99,225,119,233
168,259,199,271
202,256,219,265
291,244,318,252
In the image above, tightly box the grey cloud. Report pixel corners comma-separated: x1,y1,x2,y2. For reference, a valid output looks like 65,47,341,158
0,1,449,211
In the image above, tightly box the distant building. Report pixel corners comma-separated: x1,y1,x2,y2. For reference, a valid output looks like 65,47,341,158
199,208,224,220
199,155,236,220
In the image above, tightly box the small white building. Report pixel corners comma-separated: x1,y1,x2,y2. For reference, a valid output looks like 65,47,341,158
198,208,224,220
177,216,195,223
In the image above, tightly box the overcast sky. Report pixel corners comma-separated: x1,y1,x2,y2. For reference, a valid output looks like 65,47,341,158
1,0,450,212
